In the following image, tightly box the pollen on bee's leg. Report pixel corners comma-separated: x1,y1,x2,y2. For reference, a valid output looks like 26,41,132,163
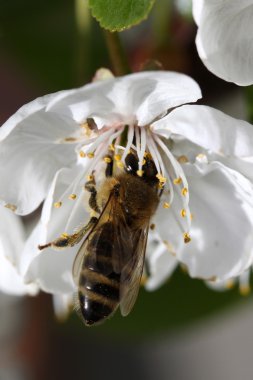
137,169,144,177
183,232,191,244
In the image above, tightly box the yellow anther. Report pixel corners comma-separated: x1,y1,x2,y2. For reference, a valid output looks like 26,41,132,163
86,174,94,181
239,285,251,296
54,202,62,209
144,152,152,159
190,213,194,220
180,209,187,218
181,187,188,196
142,159,146,165
61,233,69,238
156,174,167,183
87,152,94,158
225,279,235,290
5,203,17,212
109,144,115,151
103,156,112,163
116,161,124,169
79,151,86,158
183,232,191,243
177,155,189,164
137,170,144,177
158,183,165,189
64,137,77,142
173,177,182,185
68,194,77,200
163,202,171,209
114,154,122,161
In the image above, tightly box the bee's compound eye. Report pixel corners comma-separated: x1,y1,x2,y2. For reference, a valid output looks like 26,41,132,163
125,153,138,174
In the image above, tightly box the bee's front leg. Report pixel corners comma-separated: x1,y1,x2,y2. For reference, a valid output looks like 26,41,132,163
38,216,98,251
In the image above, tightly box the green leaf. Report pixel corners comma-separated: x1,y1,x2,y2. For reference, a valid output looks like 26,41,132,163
88,0,156,31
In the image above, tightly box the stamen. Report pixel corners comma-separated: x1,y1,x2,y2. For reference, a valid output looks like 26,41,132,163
54,202,62,208
156,174,167,183
121,125,134,162
109,144,115,151
180,209,187,218
103,156,112,163
61,232,69,238
87,152,94,158
177,155,189,164
79,151,86,158
114,154,122,161
68,194,77,200
225,279,235,289
181,187,188,196
183,232,191,243
173,177,182,185
5,203,17,212
116,161,124,169
239,270,250,296
163,202,171,209
86,174,94,181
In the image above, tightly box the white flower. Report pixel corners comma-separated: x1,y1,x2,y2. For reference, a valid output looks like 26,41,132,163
192,0,253,85
0,206,38,295
1,71,253,299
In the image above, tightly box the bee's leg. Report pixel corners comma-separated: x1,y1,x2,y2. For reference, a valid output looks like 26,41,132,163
84,172,100,214
38,216,98,251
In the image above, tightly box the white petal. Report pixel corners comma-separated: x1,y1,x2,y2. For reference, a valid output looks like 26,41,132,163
145,232,178,291
0,206,25,263
179,161,253,281
53,293,73,321
0,206,38,295
192,0,204,25
153,105,253,157
47,71,202,127
0,248,38,295
194,0,253,85
23,167,90,294
0,110,79,215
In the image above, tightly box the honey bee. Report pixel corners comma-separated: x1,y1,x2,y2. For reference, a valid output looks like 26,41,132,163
39,152,160,326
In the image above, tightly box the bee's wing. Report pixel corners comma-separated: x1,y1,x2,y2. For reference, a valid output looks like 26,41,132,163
72,192,117,285
119,224,149,317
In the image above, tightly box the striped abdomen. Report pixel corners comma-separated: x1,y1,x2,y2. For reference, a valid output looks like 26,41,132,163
77,222,121,326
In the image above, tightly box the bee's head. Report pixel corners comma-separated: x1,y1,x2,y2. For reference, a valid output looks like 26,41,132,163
124,152,159,187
